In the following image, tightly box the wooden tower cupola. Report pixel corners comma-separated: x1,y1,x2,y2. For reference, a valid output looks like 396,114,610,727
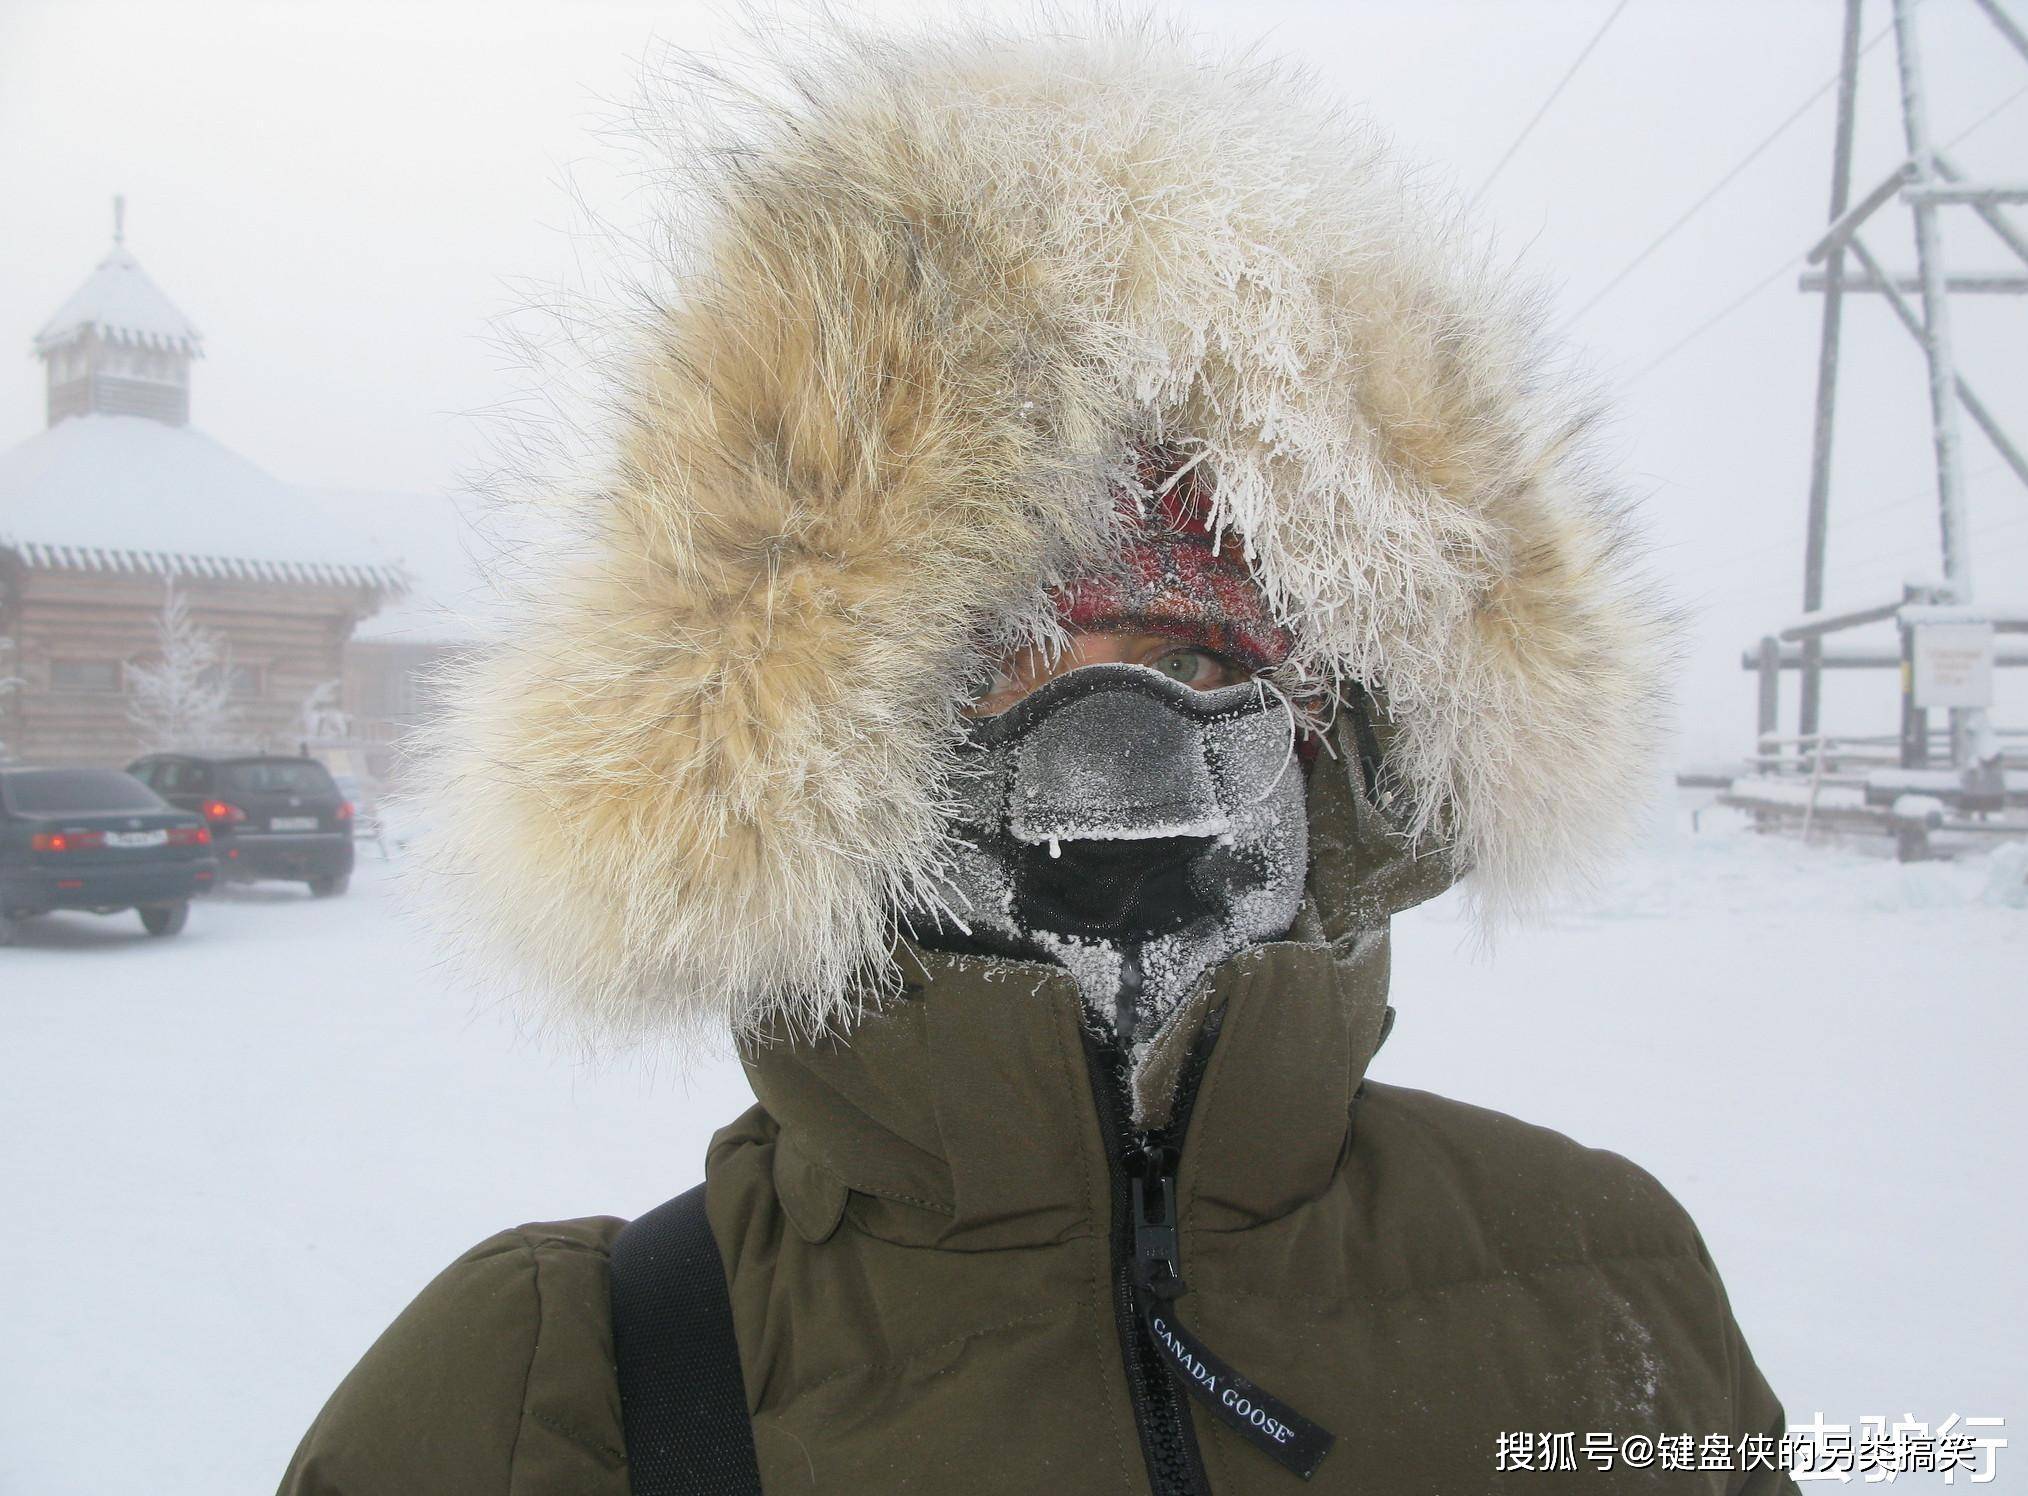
33,197,205,429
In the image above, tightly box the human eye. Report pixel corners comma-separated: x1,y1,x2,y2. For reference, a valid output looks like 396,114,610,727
966,668,1021,716
966,646,1051,716
1151,646,1228,688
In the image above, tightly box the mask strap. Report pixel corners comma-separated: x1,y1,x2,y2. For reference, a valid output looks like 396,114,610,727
1248,676,1300,806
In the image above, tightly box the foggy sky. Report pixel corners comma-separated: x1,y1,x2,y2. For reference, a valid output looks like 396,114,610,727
3,0,2023,761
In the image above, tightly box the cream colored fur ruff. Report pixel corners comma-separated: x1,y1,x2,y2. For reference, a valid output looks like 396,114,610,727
415,16,1679,1048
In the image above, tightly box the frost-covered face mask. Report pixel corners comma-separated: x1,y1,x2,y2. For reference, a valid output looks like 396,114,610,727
925,662,1309,1069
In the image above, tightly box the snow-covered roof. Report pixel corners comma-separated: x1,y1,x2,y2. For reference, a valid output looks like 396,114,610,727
7,540,400,590
34,245,204,357
0,415,404,591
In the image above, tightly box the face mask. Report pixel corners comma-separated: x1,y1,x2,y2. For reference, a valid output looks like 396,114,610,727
924,663,1309,1066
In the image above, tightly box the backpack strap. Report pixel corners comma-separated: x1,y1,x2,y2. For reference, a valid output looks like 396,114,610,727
609,1183,764,1495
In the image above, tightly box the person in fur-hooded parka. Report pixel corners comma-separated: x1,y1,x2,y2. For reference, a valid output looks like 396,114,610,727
280,17,1799,1496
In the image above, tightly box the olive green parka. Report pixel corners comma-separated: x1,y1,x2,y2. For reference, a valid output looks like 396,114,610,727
282,753,1794,1495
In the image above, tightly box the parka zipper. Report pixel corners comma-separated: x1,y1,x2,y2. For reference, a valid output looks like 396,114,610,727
1087,949,1337,1493
1085,946,1214,1496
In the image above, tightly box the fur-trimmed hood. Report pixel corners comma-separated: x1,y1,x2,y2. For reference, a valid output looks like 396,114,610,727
418,16,1677,1047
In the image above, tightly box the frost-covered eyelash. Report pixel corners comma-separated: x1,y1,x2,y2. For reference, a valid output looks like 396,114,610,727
1063,615,1272,673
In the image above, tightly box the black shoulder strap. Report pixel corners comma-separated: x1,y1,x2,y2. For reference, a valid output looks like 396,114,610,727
609,1183,764,1495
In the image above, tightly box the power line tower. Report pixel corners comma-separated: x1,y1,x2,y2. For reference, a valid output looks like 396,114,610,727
1695,0,2028,857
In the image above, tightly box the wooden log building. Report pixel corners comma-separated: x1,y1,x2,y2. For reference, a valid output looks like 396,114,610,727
0,205,469,770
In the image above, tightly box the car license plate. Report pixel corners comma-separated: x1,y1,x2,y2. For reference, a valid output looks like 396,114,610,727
105,829,168,849
270,816,318,832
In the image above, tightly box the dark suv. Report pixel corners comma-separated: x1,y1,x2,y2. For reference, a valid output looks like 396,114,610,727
1,767,218,943
128,752,355,897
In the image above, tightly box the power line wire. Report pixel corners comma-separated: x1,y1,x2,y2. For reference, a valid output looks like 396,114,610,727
1694,513,2028,608
1563,18,1895,329
1625,252,1801,385
1675,464,2006,586
1809,515,2026,585
1472,0,1634,207
1943,78,2028,149
1675,463,2016,608
1622,14,2017,388
1675,476,1958,579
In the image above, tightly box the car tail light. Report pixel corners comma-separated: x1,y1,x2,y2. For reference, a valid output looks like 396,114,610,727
166,825,212,847
202,800,247,824
31,830,107,853
337,800,355,823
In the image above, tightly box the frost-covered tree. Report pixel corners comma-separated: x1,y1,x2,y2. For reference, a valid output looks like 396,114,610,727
0,636,22,762
296,677,350,743
127,583,241,752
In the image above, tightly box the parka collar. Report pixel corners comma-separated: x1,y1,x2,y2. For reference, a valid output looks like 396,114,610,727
736,730,1445,1252
738,931,1395,1254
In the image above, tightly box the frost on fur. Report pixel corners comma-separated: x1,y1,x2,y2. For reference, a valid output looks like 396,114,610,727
413,13,1679,1048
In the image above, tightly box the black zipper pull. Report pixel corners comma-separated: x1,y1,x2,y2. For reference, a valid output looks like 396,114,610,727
1130,1148,1185,1300
1130,1151,1337,1480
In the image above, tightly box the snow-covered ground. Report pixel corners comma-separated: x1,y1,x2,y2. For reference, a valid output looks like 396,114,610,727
1,804,2022,1493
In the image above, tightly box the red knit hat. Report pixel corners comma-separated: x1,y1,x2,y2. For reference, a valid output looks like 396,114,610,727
1051,446,1295,671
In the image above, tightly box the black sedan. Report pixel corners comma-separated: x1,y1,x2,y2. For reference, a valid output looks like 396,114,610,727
127,752,355,897
0,767,218,944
